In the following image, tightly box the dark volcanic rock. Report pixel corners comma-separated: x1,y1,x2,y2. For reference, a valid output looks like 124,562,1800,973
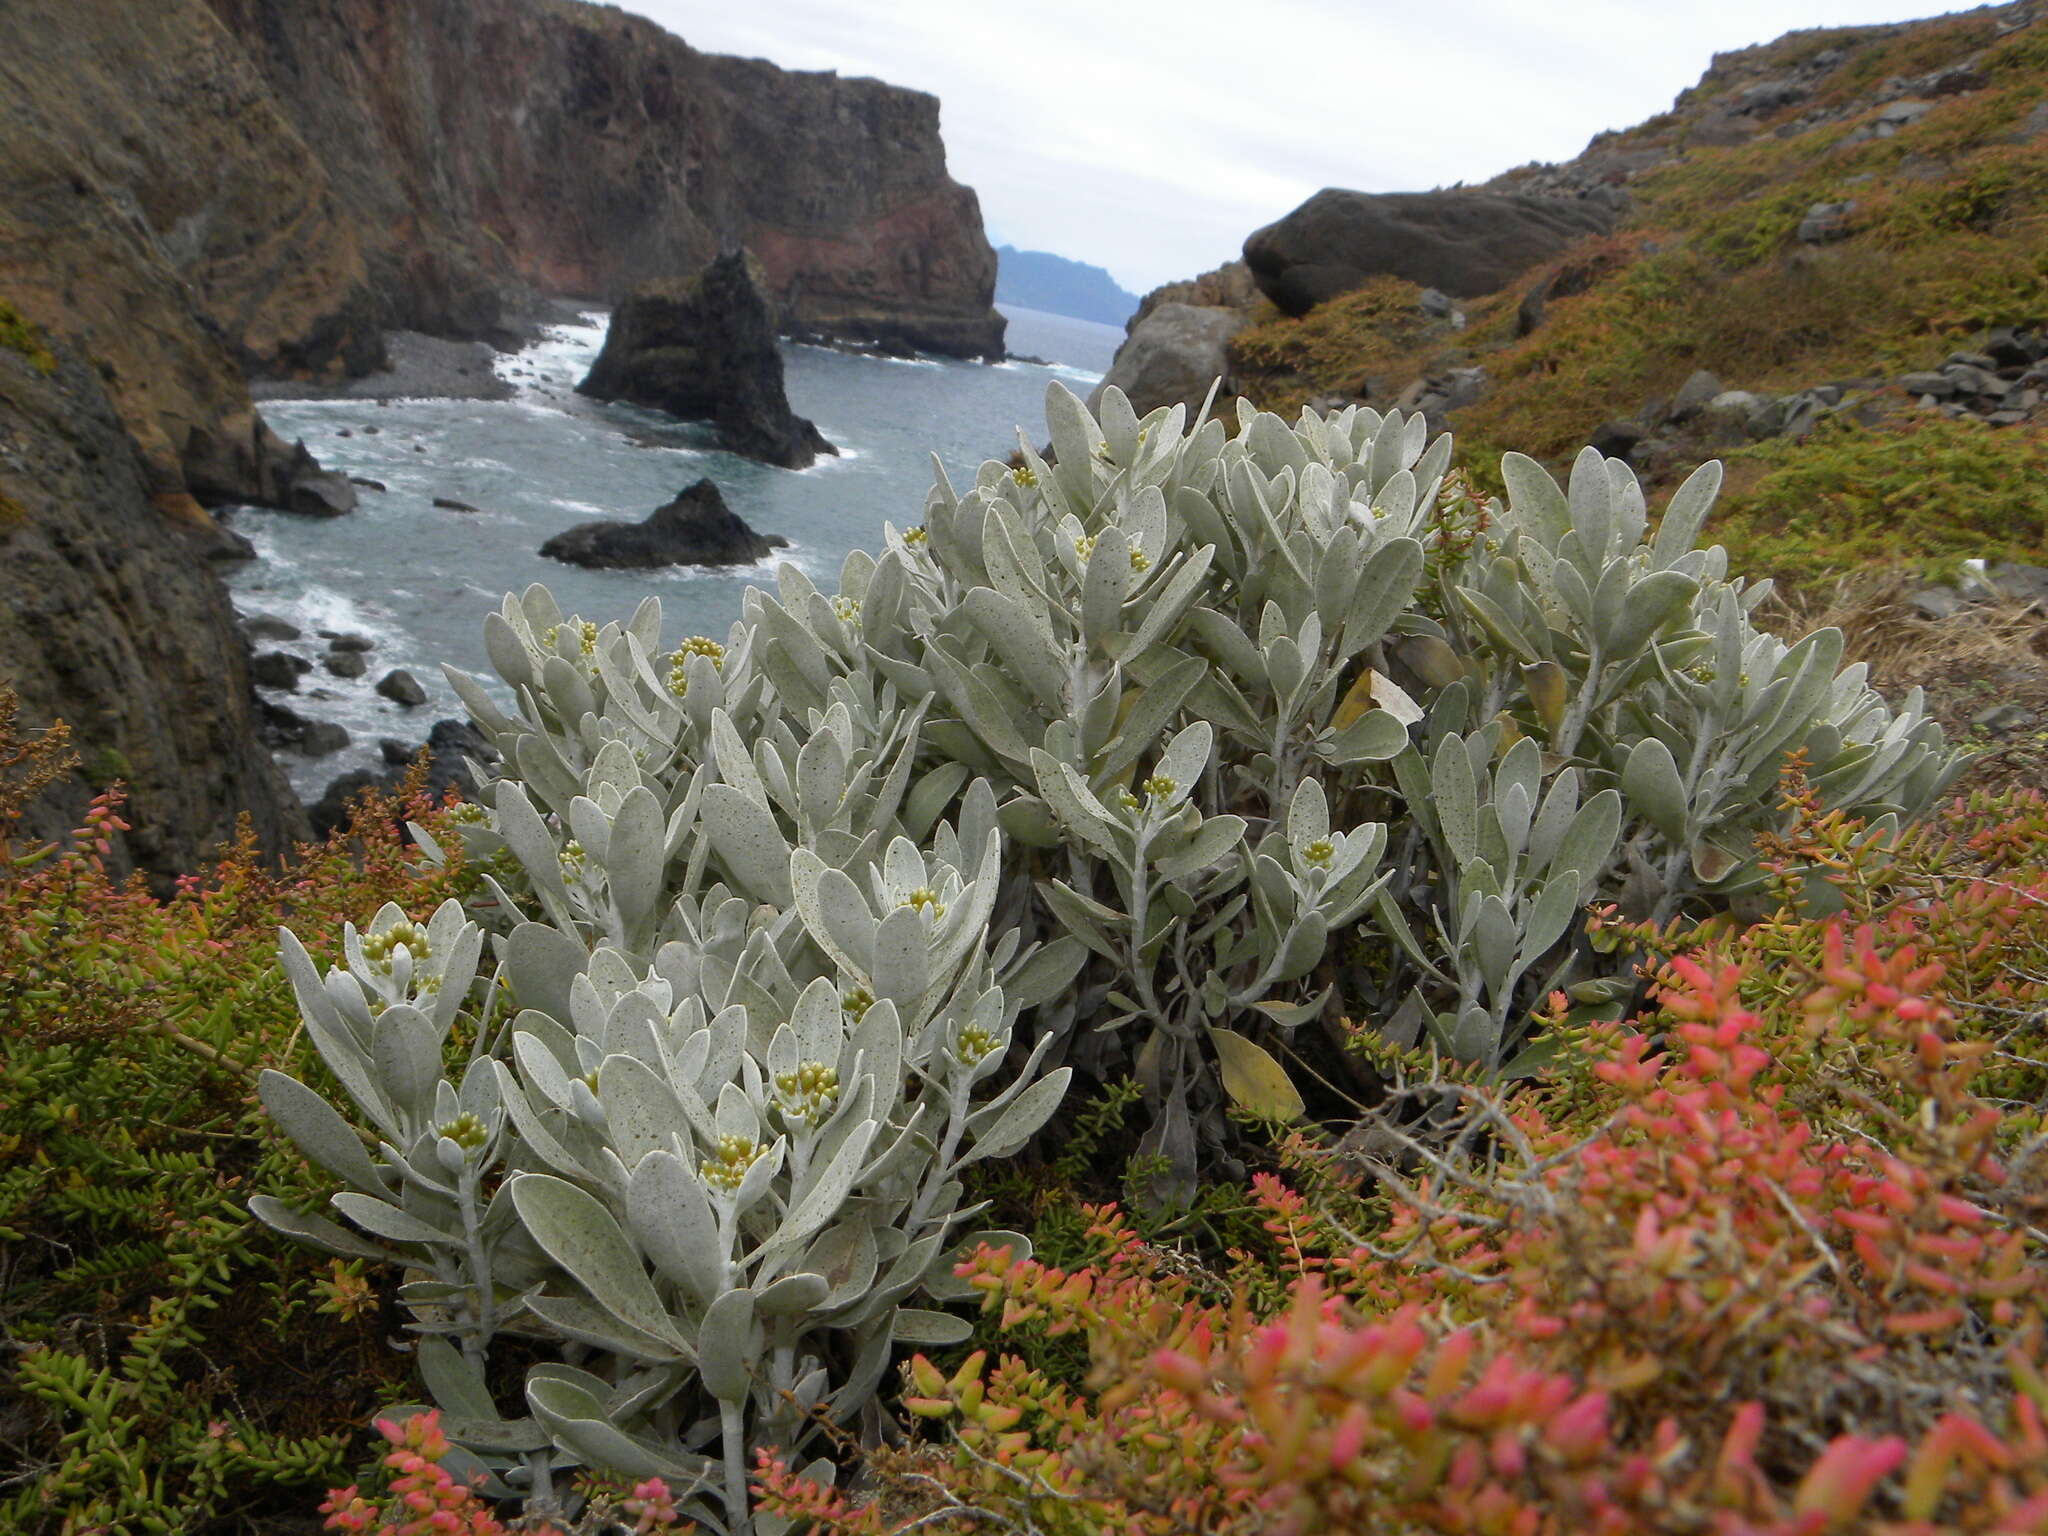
579,253,837,469
377,669,428,707
541,479,789,570
0,338,305,889
251,651,313,689
1244,189,1616,315
311,718,498,839
324,648,367,679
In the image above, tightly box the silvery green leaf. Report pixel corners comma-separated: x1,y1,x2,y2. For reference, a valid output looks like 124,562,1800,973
1341,537,1424,656
416,1336,498,1421
605,785,666,951
699,783,793,905
483,611,537,691
1322,706,1410,766
597,1055,688,1170
1123,544,1215,657
504,922,587,1025
962,1067,1072,1163
696,1288,758,1401
964,587,1067,711
1094,654,1207,781
1273,911,1328,984
258,1070,387,1195
628,1150,725,1305
1154,720,1213,796
1622,737,1690,843
1431,735,1480,868
1082,526,1130,646
525,1293,684,1363
331,1191,450,1248
1551,789,1624,901
870,905,932,1012
756,1272,831,1317
1604,569,1700,659
491,1062,594,1184
1046,381,1107,511
1153,815,1247,882
806,1220,880,1310
1652,460,1722,567
1287,778,1329,846
1002,935,1088,1011
371,1006,441,1127
525,1369,710,1483
248,1194,411,1265
1501,451,1570,549
892,1309,974,1346
1037,879,1124,961
1518,873,1587,971
1456,586,1542,662
434,1415,552,1456
509,1173,684,1349
773,1120,877,1255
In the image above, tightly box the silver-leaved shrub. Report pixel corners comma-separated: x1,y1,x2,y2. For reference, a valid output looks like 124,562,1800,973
255,382,1958,1533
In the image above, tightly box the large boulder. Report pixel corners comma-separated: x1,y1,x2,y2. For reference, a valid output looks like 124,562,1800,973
540,479,789,571
1244,189,1617,316
1089,303,1247,418
578,252,837,470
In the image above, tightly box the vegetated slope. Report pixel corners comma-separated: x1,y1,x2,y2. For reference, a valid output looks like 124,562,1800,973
1205,2,2048,583
995,245,1141,326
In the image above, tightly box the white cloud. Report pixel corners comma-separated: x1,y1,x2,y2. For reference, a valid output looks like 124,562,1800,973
629,0,1971,293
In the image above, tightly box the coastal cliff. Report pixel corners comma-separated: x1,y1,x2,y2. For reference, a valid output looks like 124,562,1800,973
206,0,1005,359
0,0,1001,879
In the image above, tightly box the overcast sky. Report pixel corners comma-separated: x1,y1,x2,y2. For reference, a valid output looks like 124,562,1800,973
630,1,1965,296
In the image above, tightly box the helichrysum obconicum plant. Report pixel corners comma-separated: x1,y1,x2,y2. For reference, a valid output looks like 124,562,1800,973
257,381,1958,1532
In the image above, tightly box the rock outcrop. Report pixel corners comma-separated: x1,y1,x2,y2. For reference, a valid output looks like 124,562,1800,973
0,334,307,889
0,0,382,506
1089,305,1247,419
1243,189,1618,316
204,0,1006,358
579,253,836,469
540,480,788,570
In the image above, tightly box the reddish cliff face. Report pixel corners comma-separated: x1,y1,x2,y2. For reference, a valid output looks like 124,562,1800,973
205,0,1006,358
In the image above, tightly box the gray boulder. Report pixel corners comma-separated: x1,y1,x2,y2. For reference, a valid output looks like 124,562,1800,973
377,669,428,707
251,651,311,690
1243,188,1616,315
1668,369,1724,422
1089,303,1247,417
1796,201,1855,244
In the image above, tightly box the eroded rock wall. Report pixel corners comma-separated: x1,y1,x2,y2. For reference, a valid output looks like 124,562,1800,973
206,0,1005,357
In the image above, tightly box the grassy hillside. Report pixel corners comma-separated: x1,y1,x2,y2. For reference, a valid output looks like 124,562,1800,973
1228,6,2048,585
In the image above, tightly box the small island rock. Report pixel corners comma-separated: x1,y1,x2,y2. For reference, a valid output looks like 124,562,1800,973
539,479,788,570
578,251,837,470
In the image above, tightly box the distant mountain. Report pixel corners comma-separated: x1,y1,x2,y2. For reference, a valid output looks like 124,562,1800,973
995,246,1139,327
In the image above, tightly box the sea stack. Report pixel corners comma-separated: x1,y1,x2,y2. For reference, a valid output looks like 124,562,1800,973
578,252,836,470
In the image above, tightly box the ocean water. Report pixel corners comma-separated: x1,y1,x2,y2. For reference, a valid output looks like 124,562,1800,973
227,303,1123,796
